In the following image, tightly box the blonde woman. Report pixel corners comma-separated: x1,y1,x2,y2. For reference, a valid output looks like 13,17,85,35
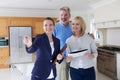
66,16,98,80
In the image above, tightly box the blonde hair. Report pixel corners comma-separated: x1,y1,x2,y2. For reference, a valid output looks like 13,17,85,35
72,16,86,36
60,6,71,17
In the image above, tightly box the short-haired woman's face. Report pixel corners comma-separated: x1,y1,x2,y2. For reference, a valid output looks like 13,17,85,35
72,19,81,33
43,20,55,34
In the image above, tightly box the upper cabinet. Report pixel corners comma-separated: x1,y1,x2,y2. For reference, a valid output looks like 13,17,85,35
0,17,57,37
32,18,44,36
8,17,33,26
94,20,120,29
94,0,120,28
0,18,8,37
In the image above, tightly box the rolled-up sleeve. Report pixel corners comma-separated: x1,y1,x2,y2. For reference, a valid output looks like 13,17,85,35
91,39,98,58
26,36,39,53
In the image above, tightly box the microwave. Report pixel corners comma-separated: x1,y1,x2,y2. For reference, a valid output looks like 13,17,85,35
0,37,8,46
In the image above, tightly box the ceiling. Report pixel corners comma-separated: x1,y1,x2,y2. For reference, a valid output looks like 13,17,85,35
0,0,115,11
0,0,116,17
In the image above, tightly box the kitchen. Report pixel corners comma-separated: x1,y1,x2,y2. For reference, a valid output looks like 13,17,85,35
0,0,120,80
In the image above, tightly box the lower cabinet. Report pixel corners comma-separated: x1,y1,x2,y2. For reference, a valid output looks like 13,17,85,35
0,47,9,68
97,49,117,80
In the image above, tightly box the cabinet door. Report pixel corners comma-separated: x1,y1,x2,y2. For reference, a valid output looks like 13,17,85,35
0,18,8,36
117,53,120,79
104,53,116,79
0,48,9,68
97,54,105,73
33,22,43,36
104,53,116,72
9,18,33,26
97,49,117,79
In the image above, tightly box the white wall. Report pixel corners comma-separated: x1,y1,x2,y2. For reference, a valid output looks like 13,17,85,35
94,0,120,46
71,11,93,33
107,28,120,46
94,0,120,23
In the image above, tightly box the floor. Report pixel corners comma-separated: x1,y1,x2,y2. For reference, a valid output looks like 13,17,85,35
96,71,112,80
0,67,112,80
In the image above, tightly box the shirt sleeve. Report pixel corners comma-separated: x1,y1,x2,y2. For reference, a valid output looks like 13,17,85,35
90,39,98,58
65,39,71,56
26,35,40,53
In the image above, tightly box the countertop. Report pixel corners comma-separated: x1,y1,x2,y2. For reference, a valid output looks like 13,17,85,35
97,45,120,54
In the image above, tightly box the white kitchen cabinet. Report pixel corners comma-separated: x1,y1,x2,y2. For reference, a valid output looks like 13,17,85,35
117,53,120,80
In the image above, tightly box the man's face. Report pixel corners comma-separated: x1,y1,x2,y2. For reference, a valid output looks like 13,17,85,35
60,10,70,26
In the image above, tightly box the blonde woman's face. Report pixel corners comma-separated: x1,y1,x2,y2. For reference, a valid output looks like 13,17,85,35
72,19,81,33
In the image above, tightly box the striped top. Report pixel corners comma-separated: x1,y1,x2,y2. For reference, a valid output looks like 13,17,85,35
66,34,98,69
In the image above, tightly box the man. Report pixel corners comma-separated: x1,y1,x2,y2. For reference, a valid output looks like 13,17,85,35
53,6,72,80
53,6,94,80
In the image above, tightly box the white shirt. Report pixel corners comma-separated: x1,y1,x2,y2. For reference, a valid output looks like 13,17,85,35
47,42,54,79
66,34,98,69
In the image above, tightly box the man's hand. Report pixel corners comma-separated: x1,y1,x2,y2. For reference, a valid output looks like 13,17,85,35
66,55,72,62
88,33,95,39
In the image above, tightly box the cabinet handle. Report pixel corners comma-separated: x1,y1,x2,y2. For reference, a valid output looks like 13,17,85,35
19,36,22,48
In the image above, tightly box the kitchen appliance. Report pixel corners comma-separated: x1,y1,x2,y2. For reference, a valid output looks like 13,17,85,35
0,37,8,46
9,26,32,64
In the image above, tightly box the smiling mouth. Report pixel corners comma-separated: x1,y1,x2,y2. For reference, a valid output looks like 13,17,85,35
62,18,67,22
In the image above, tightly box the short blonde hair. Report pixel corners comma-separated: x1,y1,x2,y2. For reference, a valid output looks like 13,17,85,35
72,16,86,36
60,6,71,17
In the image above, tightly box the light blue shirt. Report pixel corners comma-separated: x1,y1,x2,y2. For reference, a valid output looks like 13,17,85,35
53,22,72,57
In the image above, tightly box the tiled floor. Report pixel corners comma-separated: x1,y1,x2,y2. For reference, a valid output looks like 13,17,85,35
96,71,112,80
0,68,29,80
0,67,112,80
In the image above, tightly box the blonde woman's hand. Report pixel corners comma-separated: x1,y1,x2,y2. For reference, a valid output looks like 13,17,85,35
84,53,94,59
66,55,72,62
23,35,32,48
